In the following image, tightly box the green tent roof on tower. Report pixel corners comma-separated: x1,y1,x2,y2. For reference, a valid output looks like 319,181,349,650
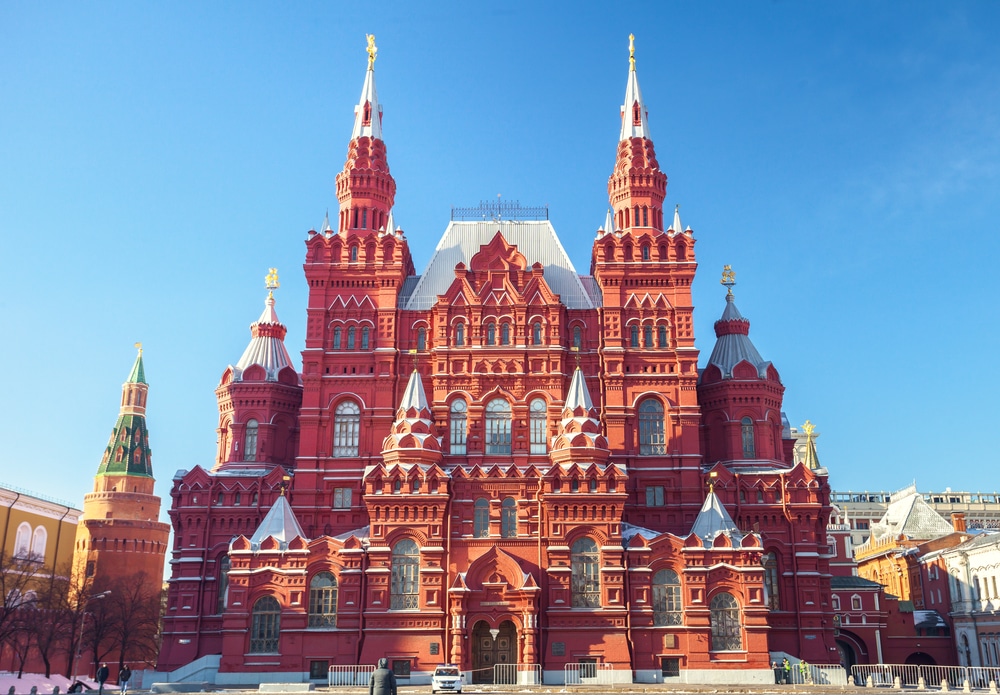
96,347,153,478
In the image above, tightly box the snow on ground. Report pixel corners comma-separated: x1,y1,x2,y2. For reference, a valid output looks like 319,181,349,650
0,672,111,695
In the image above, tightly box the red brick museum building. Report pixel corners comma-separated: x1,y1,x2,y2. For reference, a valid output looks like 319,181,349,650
157,37,839,685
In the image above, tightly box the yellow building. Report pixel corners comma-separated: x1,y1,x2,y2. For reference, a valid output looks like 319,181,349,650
1,482,81,578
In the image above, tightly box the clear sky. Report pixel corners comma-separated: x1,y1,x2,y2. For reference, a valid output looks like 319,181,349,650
2,2,998,515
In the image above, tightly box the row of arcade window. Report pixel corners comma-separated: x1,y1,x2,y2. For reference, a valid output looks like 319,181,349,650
629,324,670,348
243,548,744,653
332,326,371,350
329,324,587,352
331,397,669,457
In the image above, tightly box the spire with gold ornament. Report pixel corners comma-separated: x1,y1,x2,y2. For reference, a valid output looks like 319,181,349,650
97,344,153,477
608,34,667,233
381,367,442,466
549,365,610,465
801,420,822,470
334,33,396,235
232,268,297,383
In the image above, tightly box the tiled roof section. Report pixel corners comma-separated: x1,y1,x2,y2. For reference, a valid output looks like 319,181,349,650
249,494,306,550
127,352,146,384
622,522,660,543
233,294,296,382
831,575,883,589
97,413,153,478
400,221,596,310
579,276,603,307
870,486,954,542
705,294,774,379
690,489,744,547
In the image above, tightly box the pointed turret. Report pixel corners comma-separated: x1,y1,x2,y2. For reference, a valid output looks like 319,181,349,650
97,345,153,477
233,273,297,383
689,485,743,547
801,420,821,470
669,205,683,234
704,269,775,380
381,369,442,465
248,490,306,550
334,34,396,235
550,367,610,465
608,34,667,233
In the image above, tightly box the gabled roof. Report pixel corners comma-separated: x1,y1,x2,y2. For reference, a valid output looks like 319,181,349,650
249,494,306,550
689,488,744,547
399,221,596,310
870,485,954,543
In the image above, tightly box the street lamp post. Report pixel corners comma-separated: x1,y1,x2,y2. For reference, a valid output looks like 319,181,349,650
70,591,111,686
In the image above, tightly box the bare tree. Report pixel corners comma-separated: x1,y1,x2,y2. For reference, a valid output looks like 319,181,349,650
106,573,161,672
0,550,46,666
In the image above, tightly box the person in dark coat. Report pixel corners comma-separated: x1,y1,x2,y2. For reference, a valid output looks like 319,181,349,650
119,664,133,695
96,663,110,695
369,658,397,695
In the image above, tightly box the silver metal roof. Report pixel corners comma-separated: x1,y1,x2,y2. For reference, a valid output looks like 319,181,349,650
248,494,305,550
869,485,954,543
705,296,774,379
690,489,745,547
400,221,596,311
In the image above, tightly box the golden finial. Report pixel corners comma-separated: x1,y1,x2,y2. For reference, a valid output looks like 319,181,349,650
803,420,815,440
266,268,280,298
408,348,418,370
280,475,291,496
708,470,718,494
721,265,736,296
134,341,142,354
628,34,636,72
366,34,378,69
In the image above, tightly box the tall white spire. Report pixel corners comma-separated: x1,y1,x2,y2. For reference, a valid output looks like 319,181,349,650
670,204,682,234
619,34,651,141
351,34,383,140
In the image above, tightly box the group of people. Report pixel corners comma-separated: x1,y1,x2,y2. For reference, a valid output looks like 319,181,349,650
95,663,131,695
772,658,811,685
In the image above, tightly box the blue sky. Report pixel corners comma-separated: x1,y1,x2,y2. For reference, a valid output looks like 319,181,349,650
2,2,998,514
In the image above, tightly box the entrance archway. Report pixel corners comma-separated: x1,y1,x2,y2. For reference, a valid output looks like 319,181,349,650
836,639,857,671
471,619,517,683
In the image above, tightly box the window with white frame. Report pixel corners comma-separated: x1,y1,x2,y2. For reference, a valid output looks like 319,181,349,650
652,569,682,625
529,398,547,454
332,401,360,457
485,398,512,454
449,399,467,455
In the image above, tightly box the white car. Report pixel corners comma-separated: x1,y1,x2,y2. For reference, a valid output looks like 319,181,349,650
431,665,463,693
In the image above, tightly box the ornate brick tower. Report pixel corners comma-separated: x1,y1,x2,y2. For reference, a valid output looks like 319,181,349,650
74,347,170,586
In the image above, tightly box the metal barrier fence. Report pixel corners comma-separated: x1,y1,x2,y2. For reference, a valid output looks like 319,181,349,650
851,664,1000,689
328,664,375,687
774,664,847,686
563,662,615,686
493,663,542,686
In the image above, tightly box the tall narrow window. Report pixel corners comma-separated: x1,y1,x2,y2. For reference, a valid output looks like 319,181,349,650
390,539,419,610
487,323,496,345
250,596,281,653
533,322,542,345
350,245,358,262
709,592,741,651
741,417,756,458
455,323,465,346
217,555,230,614
361,326,370,349
501,498,517,538
642,243,650,259
29,526,47,561
501,323,510,345
638,399,666,455
485,399,512,454
658,325,667,347
653,569,682,625
449,399,467,455
244,419,258,462
642,208,649,227
630,325,639,347
417,327,426,351
333,401,361,457
571,537,600,608
473,498,489,537
644,325,653,347
573,326,582,349
347,326,356,350
333,327,342,350
762,552,780,610
529,398,547,454
308,572,338,628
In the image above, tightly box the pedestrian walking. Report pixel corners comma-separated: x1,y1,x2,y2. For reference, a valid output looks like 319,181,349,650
772,661,782,685
119,664,132,695
782,658,791,684
369,657,397,695
96,663,110,695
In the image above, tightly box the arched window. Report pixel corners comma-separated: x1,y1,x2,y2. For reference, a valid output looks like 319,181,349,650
217,555,230,614
573,326,582,349
501,498,517,538
762,552,780,610
630,324,639,347
30,526,47,561
831,594,840,611
14,522,30,558
249,595,281,653
416,327,426,351
638,399,666,455
501,323,510,345
350,245,358,262
308,572,338,628
658,325,667,348
652,569,681,626
486,323,496,345
347,326,356,350
473,499,489,537
571,537,600,608
333,401,361,457
485,399,512,454
642,243,650,259
741,417,756,458
709,592,741,651
333,326,342,350
449,399,467,455
244,419,258,462
455,323,465,347
643,325,653,347
390,539,419,610
361,326,370,349
529,398,547,454
532,322,542,345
